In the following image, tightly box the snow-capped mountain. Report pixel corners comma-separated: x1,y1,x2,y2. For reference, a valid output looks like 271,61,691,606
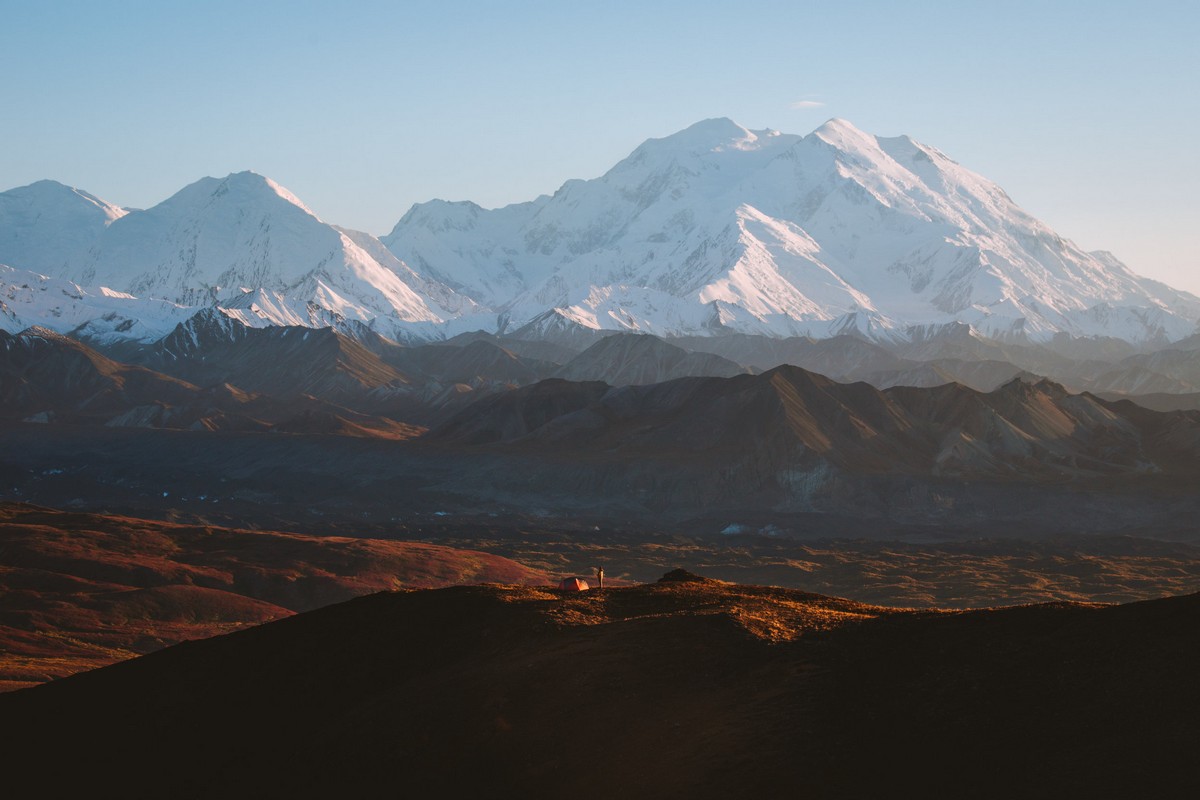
2,120,1197,348
383,118,1200,344
76,172,480,336
0,264,194,342
0,180,126,275
0,172,476,343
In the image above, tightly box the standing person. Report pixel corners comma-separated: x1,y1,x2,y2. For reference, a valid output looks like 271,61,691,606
596,566,604,590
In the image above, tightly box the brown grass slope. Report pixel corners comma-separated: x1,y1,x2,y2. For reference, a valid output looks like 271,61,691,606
0,577,1196,798
431,524,1200,608
0,503,546,690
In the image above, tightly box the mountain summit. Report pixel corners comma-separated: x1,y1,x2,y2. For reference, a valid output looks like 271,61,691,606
0,172,473,342
70,171,470,334
0,179,126,275
383,118,1199,344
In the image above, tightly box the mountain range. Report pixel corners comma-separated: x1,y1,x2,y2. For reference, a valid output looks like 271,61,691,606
6,322,1200,536
3,119,1197,349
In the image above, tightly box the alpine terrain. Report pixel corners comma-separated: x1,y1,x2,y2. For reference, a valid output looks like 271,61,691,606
2,119,1197,349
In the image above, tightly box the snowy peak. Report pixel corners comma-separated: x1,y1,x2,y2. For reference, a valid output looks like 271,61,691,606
393,199,486,234
170,170,321,222
71,171,351,303
227,171,320,218
0,180,127,275
70,173,477,336
0,171,478,344
1,179,124,217
608,117,801,181
807,117,876,151
4,118,1198,349
632,117,760,155
635,117,799,158
9,179,127,222
382,116,1200,345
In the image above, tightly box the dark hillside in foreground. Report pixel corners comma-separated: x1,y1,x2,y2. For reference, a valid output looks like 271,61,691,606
2,576,1198,798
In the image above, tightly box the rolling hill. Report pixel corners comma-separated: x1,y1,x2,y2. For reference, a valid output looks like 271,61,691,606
2,574,1196,797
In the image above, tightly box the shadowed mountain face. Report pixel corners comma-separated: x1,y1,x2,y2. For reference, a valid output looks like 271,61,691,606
1097,390,1200,413
675,331,908,374
104,311,572,426
374,338,558,385
0,326,424,437
140,308,410,401
1082,347,1200,394
10,312,1198,440
672,328,1200,396
553,333,749,385
429,364,1200,481
0,326,199,417
2,579,1197,798
0,503,546,691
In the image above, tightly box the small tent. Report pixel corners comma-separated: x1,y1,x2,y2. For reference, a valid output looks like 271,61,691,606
557,577,590,591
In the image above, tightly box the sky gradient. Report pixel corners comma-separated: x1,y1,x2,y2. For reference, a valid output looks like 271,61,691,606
3,0,1198,292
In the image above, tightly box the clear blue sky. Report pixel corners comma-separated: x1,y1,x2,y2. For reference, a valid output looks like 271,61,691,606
3,0,1198,292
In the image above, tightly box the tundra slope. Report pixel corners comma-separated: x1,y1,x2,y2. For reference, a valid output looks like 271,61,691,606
0,503,545,691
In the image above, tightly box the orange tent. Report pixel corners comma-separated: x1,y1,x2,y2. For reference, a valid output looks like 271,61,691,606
557,577,590,591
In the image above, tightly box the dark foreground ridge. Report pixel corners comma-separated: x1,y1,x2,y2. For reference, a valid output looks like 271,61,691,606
2,575,1198,798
